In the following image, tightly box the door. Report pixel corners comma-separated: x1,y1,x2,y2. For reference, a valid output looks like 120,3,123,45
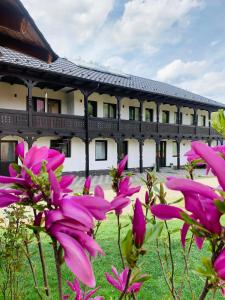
0,141,18,175
160,141,166,167
119,141,128,170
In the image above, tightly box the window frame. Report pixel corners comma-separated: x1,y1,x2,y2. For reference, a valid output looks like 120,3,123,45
190,114,195,126
172,141,178,157
47,99,61,114
103,102,116,119
50,139,71,158
129,106,140,121
32,97,45,113
88,100,98,117
145,108,154,122
162,110,170,124
95,140,107,161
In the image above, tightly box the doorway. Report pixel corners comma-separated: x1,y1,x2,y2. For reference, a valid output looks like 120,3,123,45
160,141,166,167
0,141,18,175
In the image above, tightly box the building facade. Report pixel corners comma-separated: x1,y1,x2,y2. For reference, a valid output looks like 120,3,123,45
0,0,224,176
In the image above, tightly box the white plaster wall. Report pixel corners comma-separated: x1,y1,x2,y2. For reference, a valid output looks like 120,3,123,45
181,107,194,125
126,139,139,168
34,137,85,172
143,139,156,167
159,104,177,124
121,98,139,120
74,90,85,116
0,83,27,110
180,140,191,165
197,109,209,126
143,101,156,122
211,139,217,147
89,138,117,170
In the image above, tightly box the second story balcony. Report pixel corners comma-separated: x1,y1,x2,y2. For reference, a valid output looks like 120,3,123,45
0,108,219,139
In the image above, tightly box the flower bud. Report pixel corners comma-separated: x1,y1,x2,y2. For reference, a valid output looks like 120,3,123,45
133,198,146,248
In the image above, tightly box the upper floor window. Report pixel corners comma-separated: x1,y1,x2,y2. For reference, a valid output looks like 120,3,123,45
174,112,183,124
88,101,97,117
48,99,61,114
162,110,170,123
95,140,107,161
145,108,153,122
190,114,195,126
200,115,206,127
50,139,71,157
129,106,140,121
33,98,45,113
103,103,116,119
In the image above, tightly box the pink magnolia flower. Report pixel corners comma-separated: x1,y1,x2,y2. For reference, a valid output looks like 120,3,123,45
214,249,225,297
145,191,150,205
151,177,221,249
63,278,103,300
105,266,143,294
133,198,146,248
117,155,128,177
46,171,110,287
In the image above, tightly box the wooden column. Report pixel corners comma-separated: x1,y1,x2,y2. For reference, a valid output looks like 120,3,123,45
81,89,92,178
208,110,211,136
24,80,36,128
139,99,143,132
177,105,180,134
177,139,181,170
116,138,121,164
139,139,144,173
156,102,160,133
116,96,122,132
155,139,160,172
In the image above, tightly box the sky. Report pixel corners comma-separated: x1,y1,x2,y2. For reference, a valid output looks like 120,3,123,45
22,0,225,102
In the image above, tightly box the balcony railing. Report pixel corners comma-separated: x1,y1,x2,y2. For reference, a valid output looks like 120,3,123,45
0,109,220,138
0,109,28,128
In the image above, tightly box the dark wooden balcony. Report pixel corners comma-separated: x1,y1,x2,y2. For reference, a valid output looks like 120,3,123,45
0,109,221,140
0,108,28,128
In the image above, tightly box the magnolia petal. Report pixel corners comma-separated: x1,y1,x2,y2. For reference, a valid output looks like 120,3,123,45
151,204,184,220
16,142,25,159
47,153,65,171
192,142,225,190
0,194,20,207
48,169,61,206
181,223,190,248
0,176,26,185
61,198,93,228
60,175,75,189
117,155,128,176
105,273,123,292
94,185,104,198
195,236,204,250
127,282,143,293
54,231,95,287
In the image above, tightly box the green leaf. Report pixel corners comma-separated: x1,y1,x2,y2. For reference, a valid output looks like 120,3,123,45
121,229,133,258
180,212,198,225
214,200,225,214
170,197,183,205
145,222,164,241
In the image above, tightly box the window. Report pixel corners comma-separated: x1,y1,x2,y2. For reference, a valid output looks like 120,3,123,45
162,110,170,123
48,99,61,114
33,98,45,112
174,112,183,124
145,108,153,122
88,101,97,117
190,114,195,126
200,115,206,127
172,141,178,157
129,106,140,121
103,103,116,119
95,140,107,161
50,139,71,157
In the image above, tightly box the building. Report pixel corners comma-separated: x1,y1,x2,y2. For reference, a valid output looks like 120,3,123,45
0,0,224,176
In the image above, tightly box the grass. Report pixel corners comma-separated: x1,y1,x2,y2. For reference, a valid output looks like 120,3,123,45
2,213,223,300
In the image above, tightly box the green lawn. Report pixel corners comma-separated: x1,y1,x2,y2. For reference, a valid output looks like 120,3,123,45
4,213,223,300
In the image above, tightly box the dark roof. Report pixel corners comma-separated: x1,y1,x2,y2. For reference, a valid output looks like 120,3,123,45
0,45,224,108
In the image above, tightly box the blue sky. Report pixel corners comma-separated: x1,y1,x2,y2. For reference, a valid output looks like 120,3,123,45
23,0,225,102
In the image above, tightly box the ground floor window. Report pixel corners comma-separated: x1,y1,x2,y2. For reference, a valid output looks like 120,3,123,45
50,139,71,157
95,140,107,161
172,141,178,157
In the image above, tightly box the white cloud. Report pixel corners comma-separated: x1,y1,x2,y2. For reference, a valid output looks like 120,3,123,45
156,59,207,82
156,58,225,102
111,0,203,53
22,0,115,55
